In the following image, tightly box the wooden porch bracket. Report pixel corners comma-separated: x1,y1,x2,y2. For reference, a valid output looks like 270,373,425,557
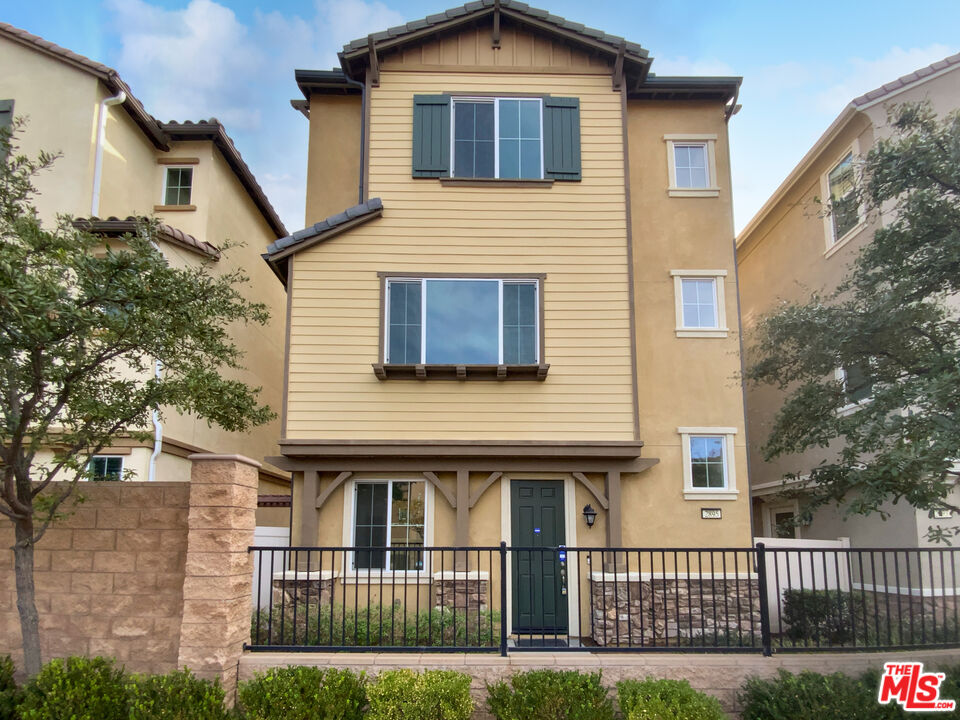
572,472,610,511
314,471,353,510
422,471,457,508
468,471,503,509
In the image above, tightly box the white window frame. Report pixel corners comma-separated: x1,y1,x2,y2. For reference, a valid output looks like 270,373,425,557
821,140,866,257
384,277,540,365
670,270,728,337
341,476,433,582
88,455,124,482
664,134,719,197
160,165,194,206
450,97,544,180
678,427,738,501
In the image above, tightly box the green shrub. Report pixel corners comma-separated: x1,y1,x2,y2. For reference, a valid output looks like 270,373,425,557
618,678,727,720
251,603,500,648
739,669,896,720
0,656,21,720
238,666,366,720
367,669,472,720
129,668,227,720
19,656,129,720
487,669,613,720
782,589,859,645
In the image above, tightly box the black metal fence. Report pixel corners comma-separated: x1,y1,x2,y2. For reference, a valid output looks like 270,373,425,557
246,543,960,655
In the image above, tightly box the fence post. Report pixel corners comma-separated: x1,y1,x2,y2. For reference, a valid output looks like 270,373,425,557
499,541,508,657
755,542,773,657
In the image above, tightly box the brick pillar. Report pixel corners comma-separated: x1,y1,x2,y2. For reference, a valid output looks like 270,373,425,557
178,454,259,698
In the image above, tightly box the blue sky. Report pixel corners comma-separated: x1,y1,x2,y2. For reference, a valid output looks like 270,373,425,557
4,0,959,233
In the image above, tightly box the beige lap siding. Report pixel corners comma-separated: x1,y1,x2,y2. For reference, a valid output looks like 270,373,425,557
286,71,634,441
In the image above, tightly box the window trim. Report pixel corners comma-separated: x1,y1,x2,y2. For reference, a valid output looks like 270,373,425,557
341,476,433,582
678,427,738,501
670,270,729,337
834,366,873,416
821,141,866,256
450,96,544,180
375,272,548,380
664,134,719,197
160,165,195,208
88,455,124,482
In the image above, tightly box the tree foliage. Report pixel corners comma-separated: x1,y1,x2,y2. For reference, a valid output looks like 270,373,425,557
747,102,960,541
0,120,275,673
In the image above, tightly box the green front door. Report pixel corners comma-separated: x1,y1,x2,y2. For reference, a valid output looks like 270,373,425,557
511,480,567,633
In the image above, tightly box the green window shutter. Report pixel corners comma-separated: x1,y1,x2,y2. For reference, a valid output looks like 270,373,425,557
412,95,450,178
543,96,581,181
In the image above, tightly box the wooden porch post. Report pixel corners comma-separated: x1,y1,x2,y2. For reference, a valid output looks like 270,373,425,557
605,469,625,571
455,469,469,570
299,469,319,570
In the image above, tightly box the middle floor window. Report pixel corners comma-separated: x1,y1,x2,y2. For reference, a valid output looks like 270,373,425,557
385,277,540,365
452,98,543,179
353,480,426,571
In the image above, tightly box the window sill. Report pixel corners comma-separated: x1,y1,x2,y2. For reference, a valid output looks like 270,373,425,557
373,363,549,381
438,177,555,188
668,188,720,198
836,399,871,417
154,204,196,212
341,573,433,585
684,490,739,501
824,220,868,258
675,328,729,338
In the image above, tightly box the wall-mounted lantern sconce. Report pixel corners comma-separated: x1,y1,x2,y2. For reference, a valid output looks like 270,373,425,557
582,504,597,528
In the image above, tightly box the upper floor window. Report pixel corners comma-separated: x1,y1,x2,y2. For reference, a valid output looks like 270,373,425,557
412,95,580,182
385,277,540,366
452,98,542,179
163,166,193,206
670,270,729,337
827,153,857,243
664,134,718,197
89,455,123,482
836,363,873,414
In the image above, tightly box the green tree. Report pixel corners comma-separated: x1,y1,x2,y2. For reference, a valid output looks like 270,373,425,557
0,122,274,675
747,102,960,541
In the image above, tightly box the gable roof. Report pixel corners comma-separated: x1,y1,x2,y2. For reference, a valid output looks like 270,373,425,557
75,216,220,260
736,51,960,249
263,198,384,282
337,0,651,83
0,22,287,239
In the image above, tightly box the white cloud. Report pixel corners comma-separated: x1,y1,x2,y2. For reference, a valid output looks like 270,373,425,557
815,44,954,115
317,0,405,57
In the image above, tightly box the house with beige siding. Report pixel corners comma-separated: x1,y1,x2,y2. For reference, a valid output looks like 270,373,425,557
737,53,960,545
0,23,291,522
263,0,751,643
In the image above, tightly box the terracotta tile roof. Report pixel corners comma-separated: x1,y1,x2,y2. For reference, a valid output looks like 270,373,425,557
1,22,286,238
851,51,960,107
74,216,221,260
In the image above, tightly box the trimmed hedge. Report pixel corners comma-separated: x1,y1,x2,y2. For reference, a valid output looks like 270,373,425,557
367,669,472,720
18,656,129,720
129,668,228,720
740,669,904,720
618,678,727,720
238,666,367,720
0,656,21,720
487,669,614,720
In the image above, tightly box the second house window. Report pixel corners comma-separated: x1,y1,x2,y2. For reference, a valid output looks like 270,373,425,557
163,167,193,206
452,98,542,179
386,277,539,365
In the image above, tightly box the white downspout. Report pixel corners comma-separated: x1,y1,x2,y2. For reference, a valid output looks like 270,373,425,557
90,89,126,216
148,360,163,483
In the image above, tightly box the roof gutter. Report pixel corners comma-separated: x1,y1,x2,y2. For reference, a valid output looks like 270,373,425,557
91,89,126,216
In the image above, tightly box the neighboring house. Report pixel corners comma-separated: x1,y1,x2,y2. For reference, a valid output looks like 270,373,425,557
0,23,292,515
264,0,749,639
737,53,960,545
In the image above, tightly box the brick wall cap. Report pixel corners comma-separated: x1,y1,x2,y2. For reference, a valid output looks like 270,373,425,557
433,571,490,580
188,453,262,469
